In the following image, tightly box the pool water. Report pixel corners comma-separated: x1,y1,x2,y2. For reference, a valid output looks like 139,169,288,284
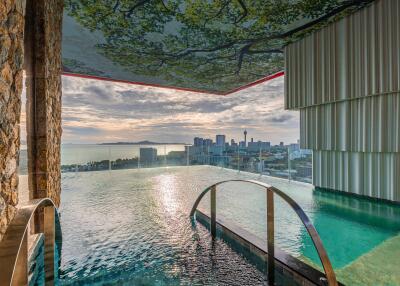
58,166,400,285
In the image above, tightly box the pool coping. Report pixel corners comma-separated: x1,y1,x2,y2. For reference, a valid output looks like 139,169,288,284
195,208,345,286
315,186,400,207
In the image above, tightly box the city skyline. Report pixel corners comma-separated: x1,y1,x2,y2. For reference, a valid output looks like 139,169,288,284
193,132,298,148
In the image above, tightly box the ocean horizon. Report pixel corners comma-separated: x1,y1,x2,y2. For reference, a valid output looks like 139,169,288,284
19,144,187,174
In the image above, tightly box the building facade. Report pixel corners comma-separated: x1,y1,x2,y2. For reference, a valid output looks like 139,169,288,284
285,0,400,201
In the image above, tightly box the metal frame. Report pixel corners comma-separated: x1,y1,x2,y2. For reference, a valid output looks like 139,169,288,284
190,179,338,286
0,198,57,286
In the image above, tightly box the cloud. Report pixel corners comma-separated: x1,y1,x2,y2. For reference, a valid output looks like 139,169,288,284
267,114,294,123
58,75,299,144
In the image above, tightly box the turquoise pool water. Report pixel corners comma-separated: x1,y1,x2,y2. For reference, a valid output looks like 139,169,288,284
58,166,400,285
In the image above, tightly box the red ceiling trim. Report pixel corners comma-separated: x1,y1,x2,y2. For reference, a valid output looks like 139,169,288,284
223,71,284,95
61,70,284,95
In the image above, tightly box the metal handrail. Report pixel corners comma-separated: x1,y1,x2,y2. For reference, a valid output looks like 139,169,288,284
190,179,338,286
0,198,57,286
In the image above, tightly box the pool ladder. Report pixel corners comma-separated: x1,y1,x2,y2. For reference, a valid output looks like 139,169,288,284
190,179,338,286
0,198,58,286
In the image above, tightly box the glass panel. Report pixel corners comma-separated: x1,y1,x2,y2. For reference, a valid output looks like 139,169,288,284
288,147,313,184
18,77,28,204
59,140,311,185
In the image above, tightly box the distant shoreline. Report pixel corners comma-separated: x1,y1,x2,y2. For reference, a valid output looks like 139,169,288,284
98,141,189,145
59,142,189,146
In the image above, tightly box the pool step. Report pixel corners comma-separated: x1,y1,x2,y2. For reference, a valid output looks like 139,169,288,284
336,234,400,286
195,209,345,286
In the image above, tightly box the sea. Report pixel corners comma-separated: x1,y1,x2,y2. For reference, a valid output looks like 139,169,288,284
19,144,187,174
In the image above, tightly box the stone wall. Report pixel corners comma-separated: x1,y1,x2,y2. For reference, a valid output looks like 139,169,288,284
1,0,63,241
0,0,24,241
25,0,63,209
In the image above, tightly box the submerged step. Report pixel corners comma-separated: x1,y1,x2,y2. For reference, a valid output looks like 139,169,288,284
195,209,344,286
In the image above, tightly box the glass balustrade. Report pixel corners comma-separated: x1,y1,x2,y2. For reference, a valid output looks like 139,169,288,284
52,143,312,184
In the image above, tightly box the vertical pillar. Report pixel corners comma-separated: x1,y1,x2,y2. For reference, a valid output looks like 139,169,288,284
44,206,55,285
12,233,28,286
108,147,111,171
25,0,63,212
164,145,167,166
186,146,189,166
210,186,216,238
267,188,275,285
288,147,291,181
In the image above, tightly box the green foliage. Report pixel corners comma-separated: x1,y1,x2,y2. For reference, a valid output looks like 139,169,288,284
64,0,373,93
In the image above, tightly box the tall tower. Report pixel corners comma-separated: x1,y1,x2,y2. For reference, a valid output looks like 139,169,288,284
244,130,247,147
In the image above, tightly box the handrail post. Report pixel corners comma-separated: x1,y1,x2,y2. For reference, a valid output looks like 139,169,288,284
12,232,28,286
267,188,275,285
211,185,217,238
44,206,55,285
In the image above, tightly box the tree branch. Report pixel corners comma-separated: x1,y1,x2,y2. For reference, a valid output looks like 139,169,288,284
169,41,239,58
234,0,248,24
113,0,120,12
269,0,372,40
159,0,171,12
120,0,151,18
235,43,251,75
207,0,231,22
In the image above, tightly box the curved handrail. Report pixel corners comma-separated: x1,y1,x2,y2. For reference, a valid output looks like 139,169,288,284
0,198,57,286
190,179,338,286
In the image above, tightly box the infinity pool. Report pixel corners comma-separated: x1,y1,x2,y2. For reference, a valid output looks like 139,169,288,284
58,166,400,285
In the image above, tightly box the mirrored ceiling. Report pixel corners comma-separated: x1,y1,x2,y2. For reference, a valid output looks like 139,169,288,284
62,0,374,94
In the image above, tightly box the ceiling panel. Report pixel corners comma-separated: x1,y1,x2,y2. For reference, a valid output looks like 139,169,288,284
62,0,374,94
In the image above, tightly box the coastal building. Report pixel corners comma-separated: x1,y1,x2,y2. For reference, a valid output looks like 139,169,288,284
193,137,204,147
204,139,213,146
230,139,238,148
140,148,157,165
289,143,300,152
248,140,271,152
216,135,226,147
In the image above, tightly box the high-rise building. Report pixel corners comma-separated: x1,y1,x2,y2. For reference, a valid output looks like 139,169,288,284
279,141,284,147
140,148,157,164
248,140,271,152
248,140,258,152
216,135,226,146
244,130,247,147
289,143,300,152
261,141,271,150
194,137,204,146
204,139,213,147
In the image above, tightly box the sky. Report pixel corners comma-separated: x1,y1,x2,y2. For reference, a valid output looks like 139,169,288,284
21,75,300,145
